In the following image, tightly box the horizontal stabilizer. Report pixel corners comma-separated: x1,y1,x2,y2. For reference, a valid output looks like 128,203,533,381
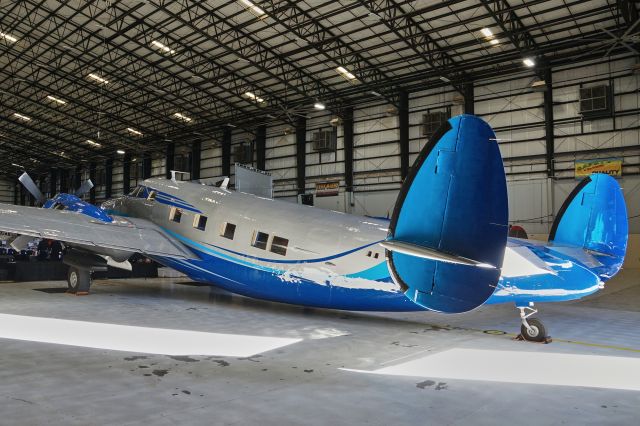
380,240,497,269
386,115,508,313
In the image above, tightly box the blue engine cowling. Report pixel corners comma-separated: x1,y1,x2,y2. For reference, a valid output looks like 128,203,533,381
43,193,113,222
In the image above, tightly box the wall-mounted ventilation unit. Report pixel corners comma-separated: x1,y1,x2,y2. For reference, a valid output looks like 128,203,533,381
579,85,612,119
421,111,449,138
233,143,253,164
312,129,337,152
174,154,190,172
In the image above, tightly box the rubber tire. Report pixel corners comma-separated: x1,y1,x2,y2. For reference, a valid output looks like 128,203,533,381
521,317,546,342
67,267,80,292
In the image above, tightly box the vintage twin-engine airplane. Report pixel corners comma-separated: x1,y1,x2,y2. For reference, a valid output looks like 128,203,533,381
0,115,628,341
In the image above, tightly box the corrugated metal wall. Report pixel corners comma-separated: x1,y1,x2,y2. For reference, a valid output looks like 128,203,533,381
4,55,639,233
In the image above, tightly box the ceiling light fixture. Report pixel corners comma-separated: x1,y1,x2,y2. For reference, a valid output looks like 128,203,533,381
336,66,356,80
523,58,535,67
480,28,493,38
238,0,266,18
150,40,176,55
489,38,500,46
0,31,18,43
85,139,102,147
11,163,23,168
46,95,66,105
314,102,326,110
117,149,125,155
439,76,451,83
126,127,143,136
13,112,31,121
244,91,265,103
369,91,383,97
87,73,108,84
173,112,192,122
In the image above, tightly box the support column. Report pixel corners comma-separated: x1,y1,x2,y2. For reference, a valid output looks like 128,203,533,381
105,159,113,199
89,162,97,204
191,140,201,181
543,67,555,178
49,169,57,198
296,116,307,195
399,90,410,180
165,143,175,179
59,168,68,193
222,128,232,177
122,153,131,194
256,125,266,170
74,166,82,193
343,107,354,193
464,81,475,114
13,172,19,205
142,155,152,180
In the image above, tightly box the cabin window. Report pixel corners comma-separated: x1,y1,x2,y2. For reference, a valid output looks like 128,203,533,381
220,222,236,240
193,214,207,231
367,251,372,257
252,231,269,250
270,236,289,256
374,252,379,259
169,207,182,223
147,191,157,201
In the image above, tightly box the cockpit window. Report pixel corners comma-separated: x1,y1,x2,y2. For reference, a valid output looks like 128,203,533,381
147,191,157,201
129,186,142,197
53,203,66,210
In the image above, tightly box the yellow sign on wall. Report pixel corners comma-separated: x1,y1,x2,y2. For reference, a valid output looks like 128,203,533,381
575,158,622,178
315,181,340,197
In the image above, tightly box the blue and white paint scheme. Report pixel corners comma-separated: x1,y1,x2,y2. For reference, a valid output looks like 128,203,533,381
0,115,628,341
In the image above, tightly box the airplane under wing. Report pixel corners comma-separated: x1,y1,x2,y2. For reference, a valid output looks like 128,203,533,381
0,203,194,259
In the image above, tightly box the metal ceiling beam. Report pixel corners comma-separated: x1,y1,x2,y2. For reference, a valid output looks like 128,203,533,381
363,0,466,93
617,0,639,26
480,0,542,64
154,0,341,108
261,0,400,105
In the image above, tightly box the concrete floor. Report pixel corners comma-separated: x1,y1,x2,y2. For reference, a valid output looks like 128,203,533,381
1,269,639,425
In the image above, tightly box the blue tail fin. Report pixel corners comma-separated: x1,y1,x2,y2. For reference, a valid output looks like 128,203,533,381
386,115,509,313
549,174,628,280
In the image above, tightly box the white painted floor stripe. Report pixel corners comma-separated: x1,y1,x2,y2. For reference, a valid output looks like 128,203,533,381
0,313,301,357
343,348,640,391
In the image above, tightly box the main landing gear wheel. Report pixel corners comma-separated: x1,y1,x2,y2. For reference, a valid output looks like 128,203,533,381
67,266,92,296
517,305,549,343
67,267,79,292
520,317,546,342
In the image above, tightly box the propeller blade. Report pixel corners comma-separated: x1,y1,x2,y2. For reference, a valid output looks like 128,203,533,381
18,172,46,204
74,179,94,197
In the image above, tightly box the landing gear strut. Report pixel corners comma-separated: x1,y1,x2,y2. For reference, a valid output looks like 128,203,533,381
517,304,549,342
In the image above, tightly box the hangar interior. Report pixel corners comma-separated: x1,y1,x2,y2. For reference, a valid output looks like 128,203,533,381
0,1,639,424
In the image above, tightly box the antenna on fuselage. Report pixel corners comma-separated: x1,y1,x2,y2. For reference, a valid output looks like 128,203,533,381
170,170,191,183
220,177,229,190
